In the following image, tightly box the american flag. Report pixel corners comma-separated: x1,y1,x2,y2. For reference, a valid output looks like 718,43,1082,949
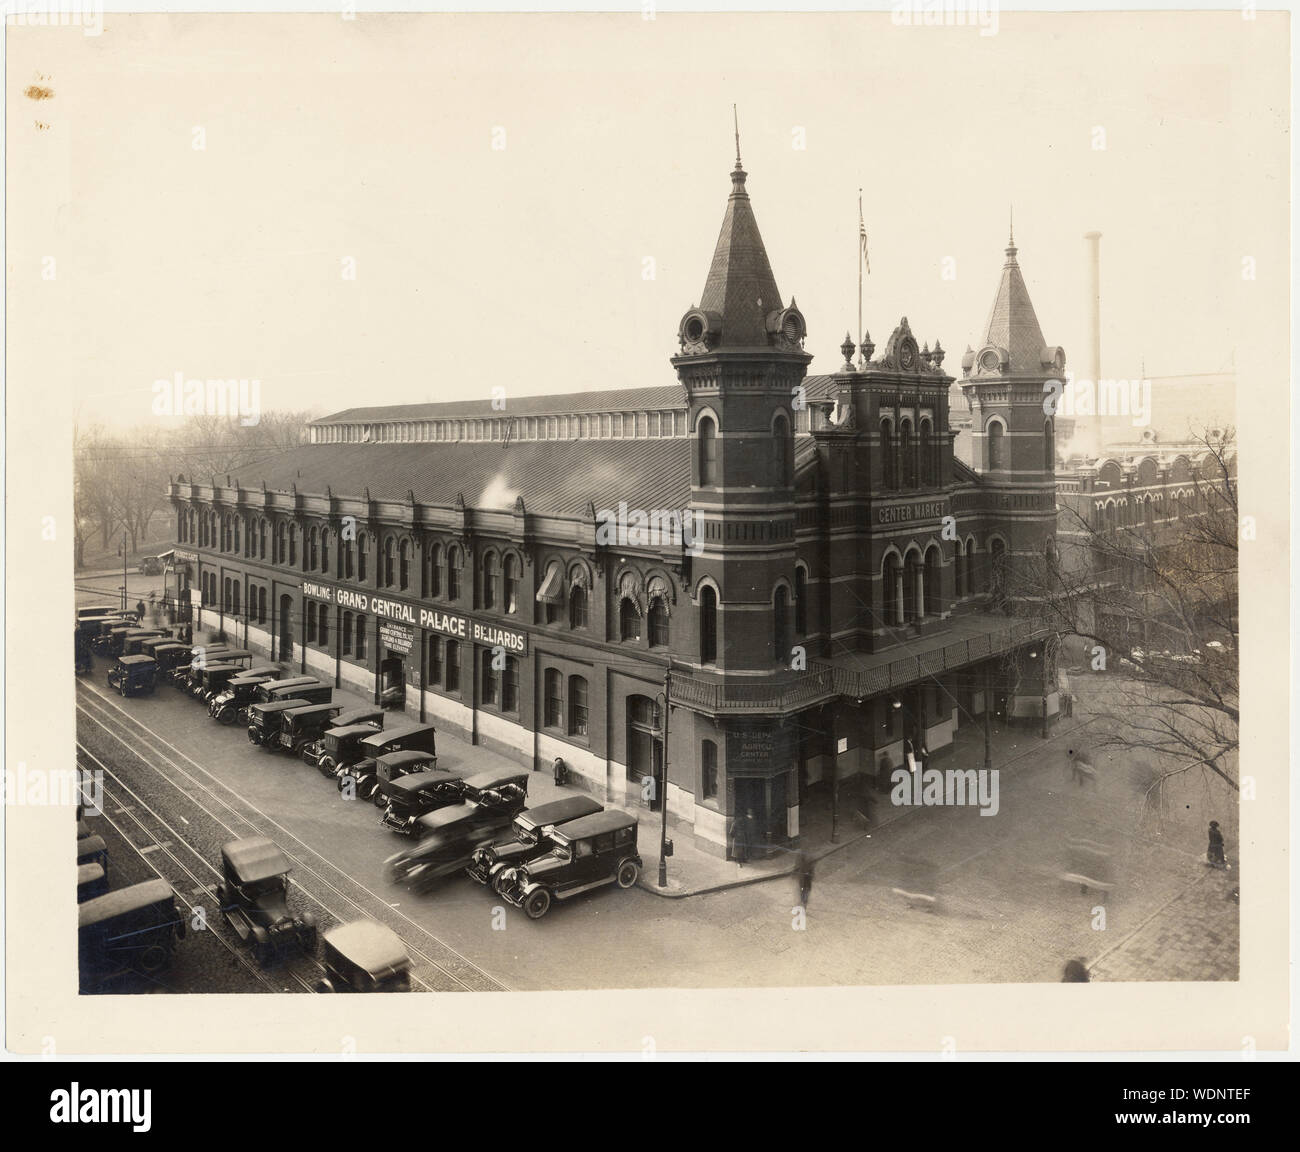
859,196,870,275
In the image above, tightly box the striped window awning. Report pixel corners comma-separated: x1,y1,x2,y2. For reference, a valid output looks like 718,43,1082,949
535,560,565,604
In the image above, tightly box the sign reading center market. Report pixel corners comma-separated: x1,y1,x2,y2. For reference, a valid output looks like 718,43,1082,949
875,500,946,526
301,581,528,654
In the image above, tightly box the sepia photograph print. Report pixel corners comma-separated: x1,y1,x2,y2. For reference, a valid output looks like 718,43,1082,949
4,4,1291,1060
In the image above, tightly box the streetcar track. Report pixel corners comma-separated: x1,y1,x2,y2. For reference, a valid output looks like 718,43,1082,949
80,745,323,993
77,681,502,991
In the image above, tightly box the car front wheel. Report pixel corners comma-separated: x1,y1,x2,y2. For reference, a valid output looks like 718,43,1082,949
524,888,551,920
616,861,639,889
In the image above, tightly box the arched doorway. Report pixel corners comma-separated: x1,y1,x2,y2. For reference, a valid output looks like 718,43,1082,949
279,593,294,659
626,694,663,811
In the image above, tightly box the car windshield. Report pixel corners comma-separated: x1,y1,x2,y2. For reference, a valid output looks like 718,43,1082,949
551,845,572,864
239,876,286,899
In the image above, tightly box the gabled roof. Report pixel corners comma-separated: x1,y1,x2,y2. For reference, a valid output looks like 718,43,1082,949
314,385,686,426
697,162,784,348
979,236,1049,374
221,438,692,520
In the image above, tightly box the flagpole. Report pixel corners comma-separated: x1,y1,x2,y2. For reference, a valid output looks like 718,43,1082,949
858,189,863,347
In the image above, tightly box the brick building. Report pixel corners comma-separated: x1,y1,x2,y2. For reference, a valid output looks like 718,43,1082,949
167,149,1062,857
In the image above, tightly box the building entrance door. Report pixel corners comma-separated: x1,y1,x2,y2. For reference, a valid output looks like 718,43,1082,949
380,652,405,709
626,695,662,810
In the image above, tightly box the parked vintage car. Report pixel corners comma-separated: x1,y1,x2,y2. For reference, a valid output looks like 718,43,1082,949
386,772,532,889
150,642,195,677
196,658,271,703
335,723,437,798
78,878,185,991
78,834,109,873
253,676,326,704
370,750,441,802
95,625,166,658
467,795,605,891
496,809,642,919
185,649,255,698
300,706,385,771
107,654,158,697
170,643,231,689
275,702,347,757
76,610,138,641
381,768,527,837
76,603,124,621
77,862,109,902
315,920,411,993
373,767,472,829
216,838,317,965
208,670,280,724
247,696,330,748
124,629,173,656
138,555,165,575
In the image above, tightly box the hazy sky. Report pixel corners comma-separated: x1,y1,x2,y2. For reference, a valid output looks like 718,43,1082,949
10,12,1284,430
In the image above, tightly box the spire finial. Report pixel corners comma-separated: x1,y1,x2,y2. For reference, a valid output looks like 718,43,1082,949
1009,203,1014,247
733,104,742,170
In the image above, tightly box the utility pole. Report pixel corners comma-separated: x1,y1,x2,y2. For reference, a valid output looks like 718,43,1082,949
657,668,672,888
120,530,128,612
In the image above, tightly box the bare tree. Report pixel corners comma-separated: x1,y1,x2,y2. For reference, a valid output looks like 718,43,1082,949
1017,427,1239,802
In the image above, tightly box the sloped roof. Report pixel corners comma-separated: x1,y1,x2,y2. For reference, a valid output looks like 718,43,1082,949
980,239,1049,373
698,165,784,348
223,438,693,519
315,385,687,426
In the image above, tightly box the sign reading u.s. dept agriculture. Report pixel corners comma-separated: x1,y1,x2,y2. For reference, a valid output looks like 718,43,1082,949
300,580,528,655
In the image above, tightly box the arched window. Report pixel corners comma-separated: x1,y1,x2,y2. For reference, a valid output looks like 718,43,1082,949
987,421,1005,472
920,419,934,487
568,675,589,737
773,412,793,487
318,606,329,648
954,540,965,598
990,538,1007,599
544,669,563,728
306,601,317,643
321,528,331,574
445,639,460,692
648,596,669,648
773,586,790,663
309,526,319,571
355,613,367,660
289,524,298,567
903,551,922,622
1044,418,1055,472
399,539,410,591
447,545,462,601
924,546,941,618
503,555,519,614
794,568,807,635
501,656,519,713
343,535,354,580
699,585,718,664
880,420,896,489
383,537,395,588
483,552,499,611
277,523,286,564
698,415,717,487
900,419,915,487
342,611,353,655
258,586,267,624
481,654,499,706
427,636,442,684
357,533,368,582
259,519,267,560
428,543,442,598
568,584,588,630
701,740,719,801
619,597,641,642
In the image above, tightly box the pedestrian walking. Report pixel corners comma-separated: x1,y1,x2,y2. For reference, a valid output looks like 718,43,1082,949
731,808,754,866
796,849,815,909
1061,958,1090,982
135,598,146,621
1206,821,1227,869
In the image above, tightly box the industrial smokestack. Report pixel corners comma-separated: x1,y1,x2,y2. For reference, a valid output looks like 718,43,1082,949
1083,231,1103,457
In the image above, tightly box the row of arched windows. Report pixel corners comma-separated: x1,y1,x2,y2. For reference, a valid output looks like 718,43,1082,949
694,410,795,489
880,416,939,489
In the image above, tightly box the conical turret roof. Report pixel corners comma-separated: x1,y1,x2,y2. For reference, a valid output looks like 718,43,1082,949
697,159,783,348
980,233,1049,373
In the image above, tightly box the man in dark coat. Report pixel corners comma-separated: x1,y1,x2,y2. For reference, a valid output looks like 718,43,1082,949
1207,821,1227,868
732,808,755,865
796,849,815,909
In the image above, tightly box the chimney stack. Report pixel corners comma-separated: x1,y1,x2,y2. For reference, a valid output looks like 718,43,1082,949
1082,230,1103,457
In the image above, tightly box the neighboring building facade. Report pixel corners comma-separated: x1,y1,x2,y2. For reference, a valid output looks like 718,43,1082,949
167,151,1061,858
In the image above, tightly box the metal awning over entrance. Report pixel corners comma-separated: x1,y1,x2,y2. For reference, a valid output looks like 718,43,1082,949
535,560,565,604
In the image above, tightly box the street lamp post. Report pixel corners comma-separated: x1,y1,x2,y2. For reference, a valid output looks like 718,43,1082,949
655,669,672,888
